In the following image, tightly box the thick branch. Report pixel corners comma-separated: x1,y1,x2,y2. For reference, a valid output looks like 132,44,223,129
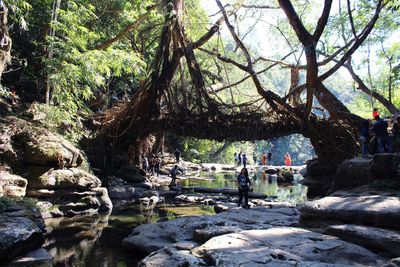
345,60,398,114
199,48,249,72
313,0,333,41
320,0,383,80
215,0,252,67
277,0,312,44
346,0,358,40
192,16,225,49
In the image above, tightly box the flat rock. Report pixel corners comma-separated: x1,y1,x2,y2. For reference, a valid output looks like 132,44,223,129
300,195,400,229
108,185,135,200
138,247,205,267
326,224,400,257
11,248,52,264
192,227,385,266
123,206,299,254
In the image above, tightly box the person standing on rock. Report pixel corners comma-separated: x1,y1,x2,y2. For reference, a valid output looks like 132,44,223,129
261,152,267,166
359,120,370,158
267,150,273,165
169,165,179,186
238,151,242,167
175,148,181,163
372,108,379,120
141,155,149,173
373,115,392,153
154,155,161,176
234,152,238,166
237,167,251,208
252,153,257,166
242,153,248,168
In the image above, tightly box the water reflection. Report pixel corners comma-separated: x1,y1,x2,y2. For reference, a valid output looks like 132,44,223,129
31,204,216,267
180,171,308,204
44,215,141,267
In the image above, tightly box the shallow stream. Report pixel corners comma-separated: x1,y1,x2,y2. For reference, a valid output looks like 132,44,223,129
10,170,307,267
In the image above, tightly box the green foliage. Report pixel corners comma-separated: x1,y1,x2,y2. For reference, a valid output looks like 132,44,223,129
7,0,32,30
27,103,89,144
182,138,225,163
45,1,146,113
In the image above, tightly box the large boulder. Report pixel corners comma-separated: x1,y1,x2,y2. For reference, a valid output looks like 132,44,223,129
0,171,27,197
12,122,84,168
326,224,400,257
332,154,400,191
333,158,373,189
28,168,101,190
306,159,337,177
300,195,400,229
28,187,112,217
26,168,112,217
371,154,400,179
192,227,385,266
116,166,146,183
0,215,45,262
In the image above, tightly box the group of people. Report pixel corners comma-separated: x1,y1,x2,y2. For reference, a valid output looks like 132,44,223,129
234,151,248,167
359,108,400,158
260,151,273,166
235,150,292,167
141,154,161,176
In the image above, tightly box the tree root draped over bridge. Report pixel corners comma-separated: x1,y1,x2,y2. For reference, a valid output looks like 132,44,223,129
97,0,365,165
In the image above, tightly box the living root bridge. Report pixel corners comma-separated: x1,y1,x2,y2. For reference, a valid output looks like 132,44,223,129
98,0,362,167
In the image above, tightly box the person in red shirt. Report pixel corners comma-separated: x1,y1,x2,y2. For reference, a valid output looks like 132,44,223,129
372,108,379,120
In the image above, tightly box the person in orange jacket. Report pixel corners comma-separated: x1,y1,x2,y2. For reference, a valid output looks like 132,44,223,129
284,152,292,166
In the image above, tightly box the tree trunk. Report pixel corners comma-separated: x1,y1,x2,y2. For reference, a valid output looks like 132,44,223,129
45,0,61,104
0,2,11,81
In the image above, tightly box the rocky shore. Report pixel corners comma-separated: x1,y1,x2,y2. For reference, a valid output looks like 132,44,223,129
121,156,400,267
1,115,400,266
0,116,113,263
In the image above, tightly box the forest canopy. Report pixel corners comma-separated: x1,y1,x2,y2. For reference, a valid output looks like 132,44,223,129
1,0,399,163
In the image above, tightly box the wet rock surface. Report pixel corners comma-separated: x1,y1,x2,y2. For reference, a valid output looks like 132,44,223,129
0,214,45,262
123,206,300,254
10,248,52,265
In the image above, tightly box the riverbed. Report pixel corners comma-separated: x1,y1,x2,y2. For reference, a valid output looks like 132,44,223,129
8,170,307,266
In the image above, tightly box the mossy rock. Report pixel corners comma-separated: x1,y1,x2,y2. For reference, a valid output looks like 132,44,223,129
13,126,84,167
28,168,101,190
